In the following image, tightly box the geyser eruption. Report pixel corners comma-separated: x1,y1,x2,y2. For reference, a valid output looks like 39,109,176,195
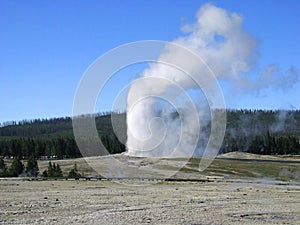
126,3,298,157
125,4,245,157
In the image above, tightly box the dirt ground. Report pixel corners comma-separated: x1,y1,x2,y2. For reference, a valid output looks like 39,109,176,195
1,179,300,224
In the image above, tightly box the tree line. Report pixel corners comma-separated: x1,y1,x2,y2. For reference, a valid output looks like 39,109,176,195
219,109,300,155
0,110,299,161
0,136,125,159
221,131,300,155
0,156,38,177
0,156,82,178
0,137,81,159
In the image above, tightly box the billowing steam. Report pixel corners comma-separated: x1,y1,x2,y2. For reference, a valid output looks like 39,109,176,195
126,3,299,157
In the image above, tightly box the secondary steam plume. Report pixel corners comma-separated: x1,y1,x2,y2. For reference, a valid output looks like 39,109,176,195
126,3,299,157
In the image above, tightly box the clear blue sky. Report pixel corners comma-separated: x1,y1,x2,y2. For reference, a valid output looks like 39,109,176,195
0,0,299,123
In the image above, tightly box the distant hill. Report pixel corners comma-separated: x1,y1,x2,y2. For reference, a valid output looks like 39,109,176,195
0,112,124,138
221,109,300,155
0,109,299,159
0,112,126,158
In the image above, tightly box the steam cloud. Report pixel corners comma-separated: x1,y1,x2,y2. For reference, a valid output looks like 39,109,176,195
126,3,299,157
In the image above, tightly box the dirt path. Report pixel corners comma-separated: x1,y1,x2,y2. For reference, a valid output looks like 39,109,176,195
1,179,299,224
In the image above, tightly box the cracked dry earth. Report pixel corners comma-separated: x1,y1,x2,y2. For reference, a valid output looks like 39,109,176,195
0,179,300,224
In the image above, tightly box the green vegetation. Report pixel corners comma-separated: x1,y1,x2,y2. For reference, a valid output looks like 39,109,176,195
25,156,39,177
0,157,8,176
0,112,126,159
8,157,24,177
0,156,25,177
0,110,299,163
42,161,63,178
184,157,300,181
220,109,300,155
1,153,298,181
67,162,82,179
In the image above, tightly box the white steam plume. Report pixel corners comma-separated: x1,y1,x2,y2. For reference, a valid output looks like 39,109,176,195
126,3,299,157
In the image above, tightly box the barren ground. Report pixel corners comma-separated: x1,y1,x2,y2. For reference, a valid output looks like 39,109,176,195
1,179,300,224
1,153,300,224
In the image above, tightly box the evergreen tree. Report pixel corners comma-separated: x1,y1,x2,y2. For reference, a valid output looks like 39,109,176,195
55,164,63,177
8,157,24,177
68,162,81,178
25,156,39,177
47,161,54,177
0,158,8,176
42,169,48,177
0,158,5,170
42,162,63,178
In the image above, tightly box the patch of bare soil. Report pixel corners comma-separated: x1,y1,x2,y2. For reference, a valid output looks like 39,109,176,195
0,179,299,224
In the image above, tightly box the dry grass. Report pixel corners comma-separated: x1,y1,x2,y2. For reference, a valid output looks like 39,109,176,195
185,157,300,181
1,152,300,224
35,153,300,181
